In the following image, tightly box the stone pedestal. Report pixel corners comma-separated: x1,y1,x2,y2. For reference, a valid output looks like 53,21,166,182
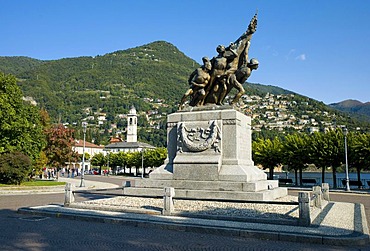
124,106,287,201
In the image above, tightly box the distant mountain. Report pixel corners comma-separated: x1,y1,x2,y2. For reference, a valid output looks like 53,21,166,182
0,41,369,135
0,41,197,122
329,100,370,121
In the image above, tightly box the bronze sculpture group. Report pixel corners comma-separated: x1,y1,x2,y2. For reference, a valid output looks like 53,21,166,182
180,13,259,109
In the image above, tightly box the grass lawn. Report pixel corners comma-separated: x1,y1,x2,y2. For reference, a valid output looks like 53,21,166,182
0,180,66,187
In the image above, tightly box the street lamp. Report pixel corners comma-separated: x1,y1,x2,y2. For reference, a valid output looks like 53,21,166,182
107,150,110,175
141,148,145,179
343,127,350,191
80,122,87,187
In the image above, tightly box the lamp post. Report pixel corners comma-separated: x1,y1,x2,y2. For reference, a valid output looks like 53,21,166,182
80,122,87,187
141,148,144,179
106,150,110,176
343,127,350,191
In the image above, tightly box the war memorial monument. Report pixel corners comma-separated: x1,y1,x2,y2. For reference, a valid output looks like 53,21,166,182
124,13,288,201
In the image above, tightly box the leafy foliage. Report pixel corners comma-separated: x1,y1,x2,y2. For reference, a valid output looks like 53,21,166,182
0,72,46,160
252,137,282,179
90,148,167,173
1,41,197,124
281,133,311,186
0,152,32,185
253,130,370,187
309,129,344,187
44,124,77,169
0,56,44,75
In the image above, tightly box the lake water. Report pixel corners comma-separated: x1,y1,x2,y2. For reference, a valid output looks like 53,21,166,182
273,172,370,188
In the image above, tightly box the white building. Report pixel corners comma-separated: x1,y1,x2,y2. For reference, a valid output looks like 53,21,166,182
104,106,155,153
73,140,104,156
66,140,104,172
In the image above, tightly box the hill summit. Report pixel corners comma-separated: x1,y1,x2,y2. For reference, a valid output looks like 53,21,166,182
1,41,370,146
0,41,197,122
329,100,370,119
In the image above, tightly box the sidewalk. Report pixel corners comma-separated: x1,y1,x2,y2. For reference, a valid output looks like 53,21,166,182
18,201,369,247
0,176,119,195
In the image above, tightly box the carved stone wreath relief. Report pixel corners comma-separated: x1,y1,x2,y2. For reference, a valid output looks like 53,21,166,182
177,120,221,153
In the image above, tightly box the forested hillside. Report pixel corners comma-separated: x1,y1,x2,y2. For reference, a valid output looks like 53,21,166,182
0,56,44,75
0,41,196,122
1,41,369,147
330,100,370,121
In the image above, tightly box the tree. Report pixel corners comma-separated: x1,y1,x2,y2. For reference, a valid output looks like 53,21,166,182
0,72,46,161
309,132,330,184
44,124,77,171
91,152,105,174
144,148,167,167
125,151,141,175
108,152,122,173
349,132,370,188
0,152,32,185
281,133,310,186
309,129,344,188
252,137,282,179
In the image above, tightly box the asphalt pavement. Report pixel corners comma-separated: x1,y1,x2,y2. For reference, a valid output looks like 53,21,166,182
4,175,368,248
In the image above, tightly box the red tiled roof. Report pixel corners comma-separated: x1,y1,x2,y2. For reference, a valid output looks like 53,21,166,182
74,140,104,148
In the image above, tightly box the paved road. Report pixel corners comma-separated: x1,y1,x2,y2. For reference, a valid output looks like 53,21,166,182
0,176,369,250
0,206,361,251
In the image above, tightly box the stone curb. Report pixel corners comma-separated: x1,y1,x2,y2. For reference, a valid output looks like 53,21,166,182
0,179,119,195
0,186,65,195
17,205,370,247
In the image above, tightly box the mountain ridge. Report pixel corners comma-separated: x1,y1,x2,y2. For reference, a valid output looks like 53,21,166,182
0,40,369,132
329,99,370,119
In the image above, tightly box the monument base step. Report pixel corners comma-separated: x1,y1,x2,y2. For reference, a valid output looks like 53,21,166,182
131,179,280,192
123,186,287,201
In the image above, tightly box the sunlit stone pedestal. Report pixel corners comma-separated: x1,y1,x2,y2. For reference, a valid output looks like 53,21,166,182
124,106,287,201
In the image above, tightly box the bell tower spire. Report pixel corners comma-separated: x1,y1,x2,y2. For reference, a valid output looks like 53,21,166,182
127,106,137,142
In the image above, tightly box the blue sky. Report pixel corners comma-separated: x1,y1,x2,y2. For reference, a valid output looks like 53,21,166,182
1,0,369,104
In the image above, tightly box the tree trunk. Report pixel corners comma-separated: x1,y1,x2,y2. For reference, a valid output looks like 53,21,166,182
321,167,325,184
269,167,274,180
332,167,337,189
299,167,303,187
294,169,298,186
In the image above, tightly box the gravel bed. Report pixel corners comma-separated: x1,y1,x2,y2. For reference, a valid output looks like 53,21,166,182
77,195,299,220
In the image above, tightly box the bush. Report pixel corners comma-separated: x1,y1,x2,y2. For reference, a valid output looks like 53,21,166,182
0,152,32,185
